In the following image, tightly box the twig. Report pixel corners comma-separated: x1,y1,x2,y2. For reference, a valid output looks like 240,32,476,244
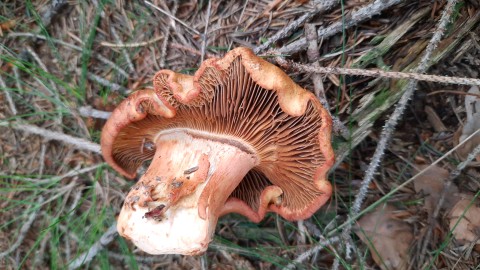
283,236,340,270
305,24,327,108
159,1,179,68
0,196,45,259
304,23,350,139
200,254,208,270
32,233,49,268
273,59,480,86
68,223,118,270
170,43,217,58
110,27,135,75
100,35,164,48
271,0,402,55
86,72,130,93
200,0,212,63
254,0,338,54
336,0,458,263
2,122,101,154
1,164,104,184
427,90,480,98
296,220,307,247
107,252,171,265
12,65,22,96
38,143,47,177
144,0,201,36
0,75,17,115
79,106,112,119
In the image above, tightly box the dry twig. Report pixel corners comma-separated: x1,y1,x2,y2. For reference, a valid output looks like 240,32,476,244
0,75,17,115
86,72,130,93
200,0,212,63
284,236,340,269
304,23,350,139
68,223,118,270
100,35,163,48
158,1,179,68
273,59,480,86
2,122,101,154
0,196,45,259
254,0,338,54
272,0,402,55
79,106,112,119
110,27,135,75
144,0,200,36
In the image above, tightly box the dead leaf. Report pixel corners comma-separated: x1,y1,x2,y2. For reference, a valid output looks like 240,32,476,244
449,195,480,252
355,205,413,270
454,86,480,163
413,164,459,215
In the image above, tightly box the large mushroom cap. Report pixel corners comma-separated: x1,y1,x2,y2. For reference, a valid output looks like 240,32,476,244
101,47,334,254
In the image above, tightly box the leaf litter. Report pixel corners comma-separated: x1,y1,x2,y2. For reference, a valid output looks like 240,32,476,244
355,204,413,270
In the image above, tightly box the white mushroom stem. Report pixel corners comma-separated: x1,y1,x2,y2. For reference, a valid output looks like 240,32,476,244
117,131,258,255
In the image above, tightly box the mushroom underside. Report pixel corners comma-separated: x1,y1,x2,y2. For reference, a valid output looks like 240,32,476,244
107,51,333,255
113,57,329,215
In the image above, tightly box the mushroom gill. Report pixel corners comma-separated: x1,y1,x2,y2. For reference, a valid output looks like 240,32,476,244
112,55,330,218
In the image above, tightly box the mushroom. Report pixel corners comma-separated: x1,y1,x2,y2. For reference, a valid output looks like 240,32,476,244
101,47,334,255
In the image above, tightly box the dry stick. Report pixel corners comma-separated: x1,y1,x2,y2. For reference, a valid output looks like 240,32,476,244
38,144,47,178
284,236,340,270
200,0,212,63
0,75,17,115
107,252,171,265
144,0,201,36
428,89,480,98
0,196,45,259
2,122,101,154
7,33,129,78
336,0,458,265
272,0,402,56
272,60,480,86
79,106,112,119
86,72,130,93
100,35,163,48
254,0,339,54
110,27,135,75
159,1,179,68
226,0,249,52
68,223,118,270
305,23,350,139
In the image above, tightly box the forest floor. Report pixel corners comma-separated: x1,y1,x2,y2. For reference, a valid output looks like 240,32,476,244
1,0,480,269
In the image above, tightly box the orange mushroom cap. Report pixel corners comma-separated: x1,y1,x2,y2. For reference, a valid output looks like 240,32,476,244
101,47,334,254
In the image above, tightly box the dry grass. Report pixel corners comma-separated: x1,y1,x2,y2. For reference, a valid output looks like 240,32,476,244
1,0,480,269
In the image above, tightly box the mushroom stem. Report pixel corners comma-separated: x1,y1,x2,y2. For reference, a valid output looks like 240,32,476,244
117,131,258,255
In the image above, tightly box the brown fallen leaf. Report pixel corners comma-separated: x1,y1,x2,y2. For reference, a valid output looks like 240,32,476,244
355,205,413,270
454,86,480,164
449,195,480,252
413,164,459,215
